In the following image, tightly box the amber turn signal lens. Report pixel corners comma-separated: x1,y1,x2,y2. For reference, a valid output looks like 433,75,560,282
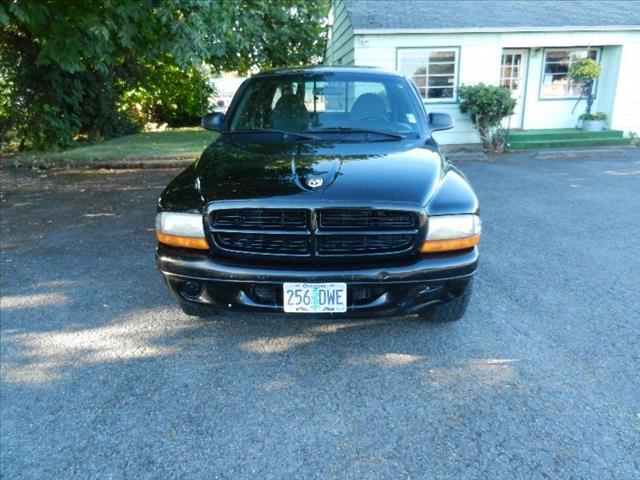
420,234,480,253
156,232,209,250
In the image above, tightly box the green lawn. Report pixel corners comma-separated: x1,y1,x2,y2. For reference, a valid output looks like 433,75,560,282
13,128,218,166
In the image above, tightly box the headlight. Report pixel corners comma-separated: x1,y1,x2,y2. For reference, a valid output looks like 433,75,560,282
420,214,481,253
155,212,208,250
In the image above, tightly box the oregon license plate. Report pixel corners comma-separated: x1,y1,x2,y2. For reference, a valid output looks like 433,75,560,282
283,283,347,313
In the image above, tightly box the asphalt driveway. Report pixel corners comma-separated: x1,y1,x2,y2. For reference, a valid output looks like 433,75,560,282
1,150,639,479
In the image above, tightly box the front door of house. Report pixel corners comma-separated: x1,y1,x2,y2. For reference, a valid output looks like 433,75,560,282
500,49,528,129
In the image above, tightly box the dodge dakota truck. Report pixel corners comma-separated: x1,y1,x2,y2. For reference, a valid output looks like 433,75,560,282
155,67,480,321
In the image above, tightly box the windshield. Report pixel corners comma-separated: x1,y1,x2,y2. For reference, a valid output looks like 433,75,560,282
227,72,426,139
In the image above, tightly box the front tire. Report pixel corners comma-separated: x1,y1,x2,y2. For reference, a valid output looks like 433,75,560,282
420,280,473,322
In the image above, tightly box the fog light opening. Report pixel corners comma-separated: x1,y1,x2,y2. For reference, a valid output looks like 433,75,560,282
350,286,386,306
353,287,371,301
180,281,202,301
250,286,277,305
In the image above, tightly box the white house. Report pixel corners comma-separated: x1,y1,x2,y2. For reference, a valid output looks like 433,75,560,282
324,0,640,145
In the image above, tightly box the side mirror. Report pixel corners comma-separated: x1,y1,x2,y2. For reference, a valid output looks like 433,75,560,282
428,112,454,132
201,112,225,131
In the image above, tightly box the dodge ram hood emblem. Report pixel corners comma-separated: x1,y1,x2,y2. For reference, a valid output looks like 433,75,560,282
290,157,341,191
306,177,324,188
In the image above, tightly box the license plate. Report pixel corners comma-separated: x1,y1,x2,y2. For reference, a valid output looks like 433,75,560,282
283,283,347,313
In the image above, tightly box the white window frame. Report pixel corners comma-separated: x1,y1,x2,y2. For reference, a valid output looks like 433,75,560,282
397,48,459,103
500,52,524,91
540,47,600,99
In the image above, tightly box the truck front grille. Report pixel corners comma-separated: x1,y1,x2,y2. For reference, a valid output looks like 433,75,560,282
318,209,417,230
208,207,421,258
214,233,309,255
211,208,307,230
317,234,415,254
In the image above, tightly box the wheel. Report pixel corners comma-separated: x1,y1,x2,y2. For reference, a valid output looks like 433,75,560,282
178,301,220,318
419,281,473,322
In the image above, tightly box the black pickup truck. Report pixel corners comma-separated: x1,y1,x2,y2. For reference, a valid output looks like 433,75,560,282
155,67,480,321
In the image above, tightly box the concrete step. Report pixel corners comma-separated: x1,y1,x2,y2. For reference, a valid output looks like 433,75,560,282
508,128,624,141
508,137,631,150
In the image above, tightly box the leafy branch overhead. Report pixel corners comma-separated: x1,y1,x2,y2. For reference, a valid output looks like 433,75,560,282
0,0,329,150
1,0,328,73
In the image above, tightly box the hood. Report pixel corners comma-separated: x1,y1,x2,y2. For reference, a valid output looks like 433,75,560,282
193,138,444,208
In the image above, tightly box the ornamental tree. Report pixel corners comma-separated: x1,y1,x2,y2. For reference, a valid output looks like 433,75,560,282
458,84,516,153
569,58,601,116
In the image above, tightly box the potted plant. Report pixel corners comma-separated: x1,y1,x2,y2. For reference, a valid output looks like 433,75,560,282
569,58,603,130
579,112,608,132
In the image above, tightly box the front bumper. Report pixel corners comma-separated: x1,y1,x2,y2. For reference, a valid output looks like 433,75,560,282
156,245,478,317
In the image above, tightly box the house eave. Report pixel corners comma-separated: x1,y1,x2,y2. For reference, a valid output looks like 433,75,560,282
353,25,640,35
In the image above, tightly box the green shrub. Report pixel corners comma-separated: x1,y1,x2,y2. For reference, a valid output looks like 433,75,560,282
579,112,607,121
0,70,14,149
0,28,140,150
458,83,516,153
1,60,139,150
79,69,139,141
4,65,84,150
120,60,214,128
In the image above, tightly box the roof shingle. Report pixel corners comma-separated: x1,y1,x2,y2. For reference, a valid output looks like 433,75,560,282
343,0,640,31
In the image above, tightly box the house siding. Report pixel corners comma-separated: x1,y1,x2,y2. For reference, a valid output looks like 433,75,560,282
610,40,640,134
325,0,355,66
333,29,640,144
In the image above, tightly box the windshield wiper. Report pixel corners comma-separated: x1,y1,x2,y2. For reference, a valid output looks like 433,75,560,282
305,127,405,139
227,129,317,140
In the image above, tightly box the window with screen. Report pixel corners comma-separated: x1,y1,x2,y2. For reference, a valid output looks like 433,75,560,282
397,48,458,101
541,48,598,98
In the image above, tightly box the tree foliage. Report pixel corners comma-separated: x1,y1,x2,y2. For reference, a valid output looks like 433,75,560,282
0,0,328,150
569,58,601,83
569,58,601,116
121,59,214,128
458,84,516,153
208,1,329,72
